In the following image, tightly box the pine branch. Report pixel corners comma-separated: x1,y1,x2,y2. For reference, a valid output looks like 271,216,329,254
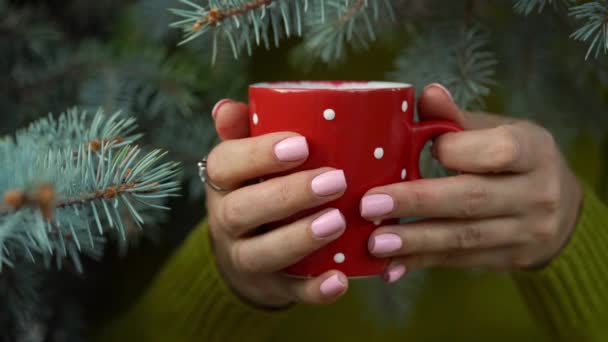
15,107,142,151
170,0,394,63
297,0,395,63
170,0,309,62
390,24,497,110
191,0,273,28
0,108,181,271
513,0,561,15
150,113,218,199
569,1,608,59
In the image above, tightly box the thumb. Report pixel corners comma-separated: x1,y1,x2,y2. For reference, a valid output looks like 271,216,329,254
417,83,465,126
417,84,512,130
211,99,251,140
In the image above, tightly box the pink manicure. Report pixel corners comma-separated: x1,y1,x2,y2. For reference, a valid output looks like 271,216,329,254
320,274,346,297
360,194,394,218
311,170,347,196
384,264,406,284
211,98,233,119
311,209,345,239
274,136,309,162
369,233,402,254
427,83,454,102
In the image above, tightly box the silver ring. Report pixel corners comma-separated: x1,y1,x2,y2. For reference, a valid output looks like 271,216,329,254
198,157,230,193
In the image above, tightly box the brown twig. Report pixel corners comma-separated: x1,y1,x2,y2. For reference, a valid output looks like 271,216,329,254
338,0,366,25
192,0,273,30
2,185,55,220
87,137,124,153
1,177,159,220
56,182,137,209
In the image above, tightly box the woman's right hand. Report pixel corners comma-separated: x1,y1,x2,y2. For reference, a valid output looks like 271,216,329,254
204,99,350,308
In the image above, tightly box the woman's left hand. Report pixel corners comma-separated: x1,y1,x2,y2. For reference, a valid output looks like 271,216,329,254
363,84,584,283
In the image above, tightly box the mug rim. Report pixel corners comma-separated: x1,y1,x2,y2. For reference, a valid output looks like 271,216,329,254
250,80,412,91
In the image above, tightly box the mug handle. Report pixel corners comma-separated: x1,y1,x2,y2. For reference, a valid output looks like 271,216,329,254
409,120,463,180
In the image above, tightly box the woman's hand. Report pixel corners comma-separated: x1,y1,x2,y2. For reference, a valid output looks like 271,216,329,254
363,84,584,283
204,100,349,308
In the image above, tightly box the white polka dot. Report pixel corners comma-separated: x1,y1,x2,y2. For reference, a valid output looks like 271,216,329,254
323,108,336,120
401,168,407,180
253,113,259,125
402,100,409,113
374,220,381,226
333,253,345,264
374,147,384,159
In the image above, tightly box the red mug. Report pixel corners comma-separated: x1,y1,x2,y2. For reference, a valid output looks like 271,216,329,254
249,81,461,277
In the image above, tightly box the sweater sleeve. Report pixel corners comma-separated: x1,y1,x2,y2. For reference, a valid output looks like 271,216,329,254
513,182,608,340
96,220,290,342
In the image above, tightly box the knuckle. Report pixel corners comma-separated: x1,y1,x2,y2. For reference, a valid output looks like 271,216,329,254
538,126,558,155
455,225,483,249
247,138,264,164
220,196,244,233
277,178,294,207
206,146,230,186
434,136,452,161
462,181,488,218
491,126,521,169
536,184,560,213
282,228,308,257
532,221,558,243
414,228,434,252
407,186,431,214
510,253,535,269
231,242,258,274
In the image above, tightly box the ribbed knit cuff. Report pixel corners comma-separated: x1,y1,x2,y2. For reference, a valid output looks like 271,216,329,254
98,220,288,342
513,183,608,340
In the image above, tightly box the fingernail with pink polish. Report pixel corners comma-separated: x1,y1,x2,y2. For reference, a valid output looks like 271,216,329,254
311,170,347,197
360,194,394,218
211,98,233,119
274,136,309,162
369,233,402,254
384,264,406,284
429,83,454,102
311,209,345,239
320,274,346,297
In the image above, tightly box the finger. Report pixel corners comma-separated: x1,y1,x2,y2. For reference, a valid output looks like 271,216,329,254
207,132,309,190
231,209,346,273
212,99,250,140
368,217,526,257
361,174,526,220
281,270,348,305
219,168,347,237
393,247,515,273
433,123,536,173
417,83,466,126
381,263,408,284
417,84,515,130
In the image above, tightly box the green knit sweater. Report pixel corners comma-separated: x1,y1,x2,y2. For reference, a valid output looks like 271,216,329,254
97,139,608,341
